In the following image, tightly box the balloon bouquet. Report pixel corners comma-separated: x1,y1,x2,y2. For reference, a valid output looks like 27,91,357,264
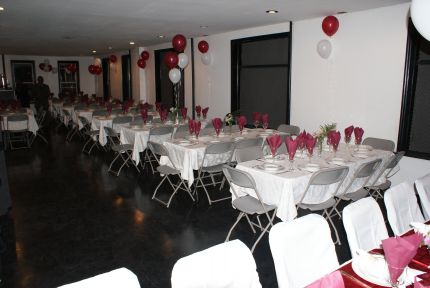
317,16,339,59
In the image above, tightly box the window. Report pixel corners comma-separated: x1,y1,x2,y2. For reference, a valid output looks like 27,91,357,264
231,31,291,128
58,61,80,97
398,19,430,159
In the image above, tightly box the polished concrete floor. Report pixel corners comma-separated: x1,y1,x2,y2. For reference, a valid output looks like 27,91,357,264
0,120,388,288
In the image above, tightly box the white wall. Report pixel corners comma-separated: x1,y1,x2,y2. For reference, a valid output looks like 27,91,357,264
2,55,96,96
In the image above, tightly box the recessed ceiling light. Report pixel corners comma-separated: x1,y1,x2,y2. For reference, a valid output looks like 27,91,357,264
92,50,97,53
158,35,165,39
266,10,278,14
129,41,135,45
108,46,112,50
0,6,4,11
200,25,208,29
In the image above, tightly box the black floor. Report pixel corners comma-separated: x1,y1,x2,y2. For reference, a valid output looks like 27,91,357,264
0,120,384,288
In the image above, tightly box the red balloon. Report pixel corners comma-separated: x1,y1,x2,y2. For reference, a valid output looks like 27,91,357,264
39,63,45,70
47,64,53,72
198,40,209,53
164,51,178,69
172,34,187,52
67,64,77,73
322,16,339,37
94,66,102,75
140,51,150,60
109,55,117,63
137,59,146,69
88,65,96,74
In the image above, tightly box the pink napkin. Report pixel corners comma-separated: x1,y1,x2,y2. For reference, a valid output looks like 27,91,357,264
305,271,345,288
344,125,354,142
236,115,247,131
159,109,168,122
266,134,282,157
195,105,202,117
262,113,269,128
415,273,430,287
297,130,307,150
285,136,298,160
382,233,423,284
181,107,188,120
354,127,364,145
329,131,341,151
188,119,195,135
306,133,317,155
194,121,202,137
202,107,209,118
252,112,260,123
140,109,148,123
212,118,223,135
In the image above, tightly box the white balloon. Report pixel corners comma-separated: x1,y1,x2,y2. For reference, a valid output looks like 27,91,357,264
201,52,212,65
178,53,189,69
317,39,332,59
411,0,430,41
169,68,181,84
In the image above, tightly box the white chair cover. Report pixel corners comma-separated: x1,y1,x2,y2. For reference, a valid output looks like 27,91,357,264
269,214,339,288
384,182,425,235
343,197,388,257
415,173,430,220
58,268,140,288
171,239,261,288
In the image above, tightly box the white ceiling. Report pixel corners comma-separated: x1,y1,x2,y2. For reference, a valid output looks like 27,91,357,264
0,0,409,56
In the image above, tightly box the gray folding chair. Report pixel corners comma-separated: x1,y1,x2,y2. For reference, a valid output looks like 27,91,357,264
148,141,194,208
362,137,395,151
79,116,103,155
222,165,277,252
193,141,235,205
233,138,264,164
104,126,139,176
173,124,189,139
276,124,300,136
92,109,108,117
111,108,122,116
143,126,174,173
297,166,349,245
63,109,79,142
130,118,143,126
7,114,30,149
112,115,132,125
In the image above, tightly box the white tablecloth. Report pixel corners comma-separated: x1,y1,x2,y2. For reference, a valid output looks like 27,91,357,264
91,116,114,145
74,109,94,129
0,109,39,134
234,145,393,222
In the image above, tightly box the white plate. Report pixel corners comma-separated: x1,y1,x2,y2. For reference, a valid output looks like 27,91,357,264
210,140,221,143
356,144,373,152
256,163,285,172
264,155,285,161
259,133,271,137
330,158,346,165
303,163,320,172
234,136,245,141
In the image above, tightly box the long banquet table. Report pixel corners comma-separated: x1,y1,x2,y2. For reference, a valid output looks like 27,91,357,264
0,108,39,135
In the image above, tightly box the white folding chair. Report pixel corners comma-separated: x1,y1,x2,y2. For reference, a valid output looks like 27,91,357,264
233,138,264,164
415,173,430,220
269,214,339,288
173,124,188,139
171,239,261,288
362,137,395,151
79,116,103,155
58,267,140,288
384,182,425,235
342,197,388,257
276,124,300,136
143,126,174,173
105,126,139,176
6,114,30,149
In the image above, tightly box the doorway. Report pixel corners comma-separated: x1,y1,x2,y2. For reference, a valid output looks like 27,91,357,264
11,60,36,106
121,54,132,102
102,58,110,100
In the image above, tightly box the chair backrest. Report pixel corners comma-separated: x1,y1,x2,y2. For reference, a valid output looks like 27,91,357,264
200,127,214,136
78,116,90,128
384,182,425,235
104,126,119,140
152,118,161,123
58,267,141,288
173,124,189,139
74,103,86,110
7,114,29,131
299,166,349,204
111,108,123,115
415,173,430,220
342,197,388,257
149,126,174,137
340,159,382,197
385,151,405,177
113,115,132,125
277,124,300,136
147,141,169,157
171,239,261,288
130,118,143,126
235,138,263,149
92,109,108,117
362,137,395,151
62,109,71,117
235,146,263,163
269,214,339,288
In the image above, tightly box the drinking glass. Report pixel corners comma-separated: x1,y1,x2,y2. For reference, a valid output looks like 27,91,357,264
254,120,259,129
263,122,268,130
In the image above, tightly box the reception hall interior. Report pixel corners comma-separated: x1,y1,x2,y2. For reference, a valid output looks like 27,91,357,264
2,0,430,287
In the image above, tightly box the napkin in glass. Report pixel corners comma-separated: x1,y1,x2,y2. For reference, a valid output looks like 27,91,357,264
188,119,195,135
140,109,148,122
237,116,247,130
202,107,209,118
344,125,354,141
194,121,202,137
212,118,223,135
261,113,269,127
252,112,260,123
354,127,364,144
266,134,282,157
155,102,161,112
329,131,341,150
285,136,298,160
195,105,202,117
415,272,430,287
306,134,317,155
181,107,188,120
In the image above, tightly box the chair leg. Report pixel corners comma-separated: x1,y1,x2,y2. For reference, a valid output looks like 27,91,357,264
244,214,256,234
225,212,245,242
324,210,341,245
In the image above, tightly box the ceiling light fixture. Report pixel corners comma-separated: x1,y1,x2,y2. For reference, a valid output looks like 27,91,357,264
200,25,208,29
129,41,135,45
266,10,278,14
158,35,165,39
92,50,97,53
0,6,4,11
108,46,112,50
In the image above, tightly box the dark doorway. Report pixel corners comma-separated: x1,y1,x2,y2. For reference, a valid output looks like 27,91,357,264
58,61,80,97
102,58,110,100
231,32,291,128
122,53,132,102
155,48,184,108
11,60,36,106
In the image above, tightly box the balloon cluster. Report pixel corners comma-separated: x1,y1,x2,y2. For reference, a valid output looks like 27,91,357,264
317,16,339,59
39,63,53,72
109,55,117,63
137,51,150,69
88,64,102,75
66,64,77,73
198,40,211,65
164,34,189,84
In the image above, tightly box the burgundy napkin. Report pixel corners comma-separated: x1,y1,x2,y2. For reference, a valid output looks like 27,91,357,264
266,134,282,157
305,271,345,288
195,105,202,117
236,115,247,131
415,272,430,287
140,109,148,123
382,233,423,284
297,130,307,150
155,102,161,112
354,127,364,145
212,118,223,135
181,107,188,120
202,107,209,118
329,131,341,151
252,112,260,123
306,133,317,155
194,121,202,137
262,113,269,128
188,119,195,135
344,125,354,142
140,102,150,110
106,104,112,115
160,109,168,122
285,136,298,161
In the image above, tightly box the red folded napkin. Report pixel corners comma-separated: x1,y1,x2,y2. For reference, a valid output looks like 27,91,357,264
415,272,430,287
297,130,307,150
202,107,209,118
261,113,269,129
140,109,148,123
155,102,161,112
195,105,202,117
140,102,151,110
354,127,364,145
181,107,188,120
266,134,282,157
236,115,247,131
194,121,202,137
306,133,317,155
329,131,341,151
382,233,423,284
285,136,298,160
252,112,260,123
305,271,345,288
188,119,195,135
344,125,354,141
212,118,223,135
122,103,130,113
159,109,168,122
106,104,112,115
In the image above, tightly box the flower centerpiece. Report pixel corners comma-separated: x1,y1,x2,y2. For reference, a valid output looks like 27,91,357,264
313,123,337,155
169,107,179,124
224,113,235,133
